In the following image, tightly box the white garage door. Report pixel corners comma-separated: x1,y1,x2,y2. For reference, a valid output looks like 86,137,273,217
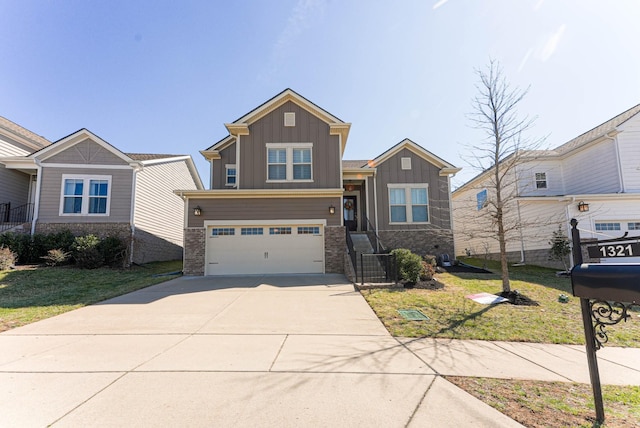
206,223,325,275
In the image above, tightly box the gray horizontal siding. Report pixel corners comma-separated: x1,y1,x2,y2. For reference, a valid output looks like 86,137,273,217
37,167,133,223
187,197,341,228
134,160,198,248
0,166,30,207
44,138,129,165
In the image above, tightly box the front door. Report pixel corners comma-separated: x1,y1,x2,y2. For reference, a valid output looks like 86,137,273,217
343,196,357,231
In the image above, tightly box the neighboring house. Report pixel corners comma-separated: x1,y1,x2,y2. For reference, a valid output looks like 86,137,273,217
176,89,460,276
1,126,204,263
452,104,640,268
0,116,51,225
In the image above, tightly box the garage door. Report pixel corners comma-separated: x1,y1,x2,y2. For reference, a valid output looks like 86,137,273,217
206,223,325,275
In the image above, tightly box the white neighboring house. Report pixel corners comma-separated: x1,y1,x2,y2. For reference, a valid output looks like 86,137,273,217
452,104,640,268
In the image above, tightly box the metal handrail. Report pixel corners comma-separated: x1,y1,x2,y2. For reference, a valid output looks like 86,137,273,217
362,214,386,252
345,227,358,283
0,202,34,233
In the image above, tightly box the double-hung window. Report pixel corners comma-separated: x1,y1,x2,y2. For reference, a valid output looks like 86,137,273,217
266,143,313,182
388,184,429,223
60,175,111,216
225,164,237,186
477,189,488,210
535,172,547,189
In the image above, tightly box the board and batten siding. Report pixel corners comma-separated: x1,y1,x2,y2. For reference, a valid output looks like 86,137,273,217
375,148,452,230
186,197,341,228
45,138,129,166
37,167,133,223
134,160,197,247
211,143,237,189
239,101,341,190
563,140,620,194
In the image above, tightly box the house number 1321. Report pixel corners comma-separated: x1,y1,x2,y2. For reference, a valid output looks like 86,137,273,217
599,244,634,257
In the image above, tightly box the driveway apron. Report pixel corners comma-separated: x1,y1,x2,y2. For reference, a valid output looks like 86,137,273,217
0,274,521,427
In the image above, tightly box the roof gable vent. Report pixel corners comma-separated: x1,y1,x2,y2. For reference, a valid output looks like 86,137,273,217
284,112,296,127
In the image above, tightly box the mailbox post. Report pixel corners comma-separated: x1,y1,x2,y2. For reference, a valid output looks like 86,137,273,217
570,219,639,424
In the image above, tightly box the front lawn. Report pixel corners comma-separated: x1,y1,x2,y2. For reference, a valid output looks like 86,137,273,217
362,258,640,346
0,260,182,332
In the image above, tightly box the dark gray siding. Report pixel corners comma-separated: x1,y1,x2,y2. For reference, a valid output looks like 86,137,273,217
211,143,237,189
44,139,129,165
375,148,452,230
187,197,341,228
0,167,30,208
239,101,341,189
37,167,133,223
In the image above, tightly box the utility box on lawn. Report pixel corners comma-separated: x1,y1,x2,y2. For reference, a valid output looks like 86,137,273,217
571,263,640,303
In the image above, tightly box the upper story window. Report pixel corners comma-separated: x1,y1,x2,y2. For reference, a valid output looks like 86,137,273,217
266,143,313,182
476,189,488,210
388,184,429,223
535,172,547,189
225,164,237,187
60,175,111,216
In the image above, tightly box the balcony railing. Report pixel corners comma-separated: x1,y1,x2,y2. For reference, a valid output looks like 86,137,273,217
0,203,34,233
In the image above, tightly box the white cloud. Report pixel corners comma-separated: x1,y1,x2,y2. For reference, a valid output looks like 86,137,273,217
538,24,566,61
433,0,451,10
518,48,533,72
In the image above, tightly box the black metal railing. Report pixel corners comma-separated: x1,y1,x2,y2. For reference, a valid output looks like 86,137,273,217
346,225,396,285
0,202,34,233
360,253,397,285
363,214,386,253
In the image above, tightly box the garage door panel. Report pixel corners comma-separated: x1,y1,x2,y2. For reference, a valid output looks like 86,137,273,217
206,224,324,275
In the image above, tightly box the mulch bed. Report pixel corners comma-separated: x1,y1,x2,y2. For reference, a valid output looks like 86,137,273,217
441,264,492,274
402,278,445,290
498,290,539,306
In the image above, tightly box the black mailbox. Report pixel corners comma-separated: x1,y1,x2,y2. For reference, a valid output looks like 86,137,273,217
571,263,640,303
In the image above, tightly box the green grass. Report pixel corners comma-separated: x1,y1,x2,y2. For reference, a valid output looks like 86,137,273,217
0,260,183,331
362,258,640,346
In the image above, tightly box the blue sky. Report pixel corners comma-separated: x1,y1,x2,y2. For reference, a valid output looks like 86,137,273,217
2,0,640,187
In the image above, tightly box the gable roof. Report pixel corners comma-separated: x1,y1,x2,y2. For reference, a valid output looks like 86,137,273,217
555,103,640,155
370,138,461,176
206,89,351,154
342,160,369,169
0,116,51,152
29,128,139,166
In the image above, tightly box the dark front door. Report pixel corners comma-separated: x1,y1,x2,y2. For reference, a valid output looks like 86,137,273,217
344,196,357,231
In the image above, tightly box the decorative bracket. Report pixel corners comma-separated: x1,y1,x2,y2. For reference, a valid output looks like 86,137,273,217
589,300,635,350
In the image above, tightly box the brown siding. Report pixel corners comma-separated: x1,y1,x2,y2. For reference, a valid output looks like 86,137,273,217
239,101,341,189
186,197,341,228
37,167,133,223
375,148,452,230
211,143,237,189
44,139,129,165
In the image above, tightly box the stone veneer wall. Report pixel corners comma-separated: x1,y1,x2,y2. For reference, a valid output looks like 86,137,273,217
324,225,345,274
35,222,131,239
183,227,205,275
378,229,454,258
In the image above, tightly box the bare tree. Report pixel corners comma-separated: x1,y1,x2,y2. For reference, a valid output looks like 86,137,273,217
462,59,546,293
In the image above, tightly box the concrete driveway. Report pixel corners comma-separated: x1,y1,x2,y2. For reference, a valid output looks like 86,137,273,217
0,274,521,427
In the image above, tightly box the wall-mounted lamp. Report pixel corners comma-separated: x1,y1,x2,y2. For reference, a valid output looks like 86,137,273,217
577,201,589,212
193,205,202,216
329,205,335,215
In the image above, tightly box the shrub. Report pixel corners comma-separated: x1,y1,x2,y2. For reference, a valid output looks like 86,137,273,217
72,234,104,269
0,246,17,270
0,229,75,264
41,248,71,266
98,236,127,267
390,248,423,283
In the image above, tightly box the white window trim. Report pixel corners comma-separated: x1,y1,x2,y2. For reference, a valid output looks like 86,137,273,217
266,142,313,183
534,172,548,189
387,183,430,224
59,174,112,216
225,164,237,187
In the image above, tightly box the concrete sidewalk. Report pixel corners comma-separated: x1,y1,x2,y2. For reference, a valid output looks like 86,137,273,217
1,274,637,427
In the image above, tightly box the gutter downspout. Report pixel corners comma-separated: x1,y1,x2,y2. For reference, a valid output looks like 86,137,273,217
513,164,525,264
129,165,142,266
605,133,624,193
373,169,379,251
30,160,43,236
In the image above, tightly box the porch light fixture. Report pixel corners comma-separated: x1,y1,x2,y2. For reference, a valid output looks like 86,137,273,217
329,205,335,215
193,205,202,216
577,201,589,212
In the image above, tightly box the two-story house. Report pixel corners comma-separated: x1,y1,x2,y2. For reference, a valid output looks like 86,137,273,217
1,122,204,264
176,89,460,276
452,103,640,267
